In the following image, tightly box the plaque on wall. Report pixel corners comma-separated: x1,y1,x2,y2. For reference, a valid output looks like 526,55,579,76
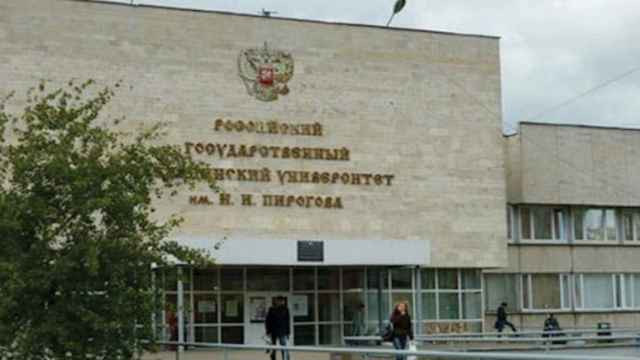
297,240,324,262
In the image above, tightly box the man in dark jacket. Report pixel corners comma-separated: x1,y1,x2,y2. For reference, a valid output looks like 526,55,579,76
265,296,290,360
495,302,517,333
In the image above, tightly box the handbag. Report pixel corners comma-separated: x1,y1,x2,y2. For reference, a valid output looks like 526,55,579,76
407,341,417,360
381,323,393,342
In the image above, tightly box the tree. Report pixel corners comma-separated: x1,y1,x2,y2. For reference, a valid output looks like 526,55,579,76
0,80,215,359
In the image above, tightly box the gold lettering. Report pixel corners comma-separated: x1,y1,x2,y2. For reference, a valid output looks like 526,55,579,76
185,142,194,154
248,169,259,182
219,193,232,206
384,175,394,186
286,195,296,207
258,146,269,158
334,197,343,209
299,171,310,183
238,145,249,157
214,118,224,131
241,194,254,206
302,148,312,160
312,122,323,136
212,168,225,181
277,170,287,185
269,146,281,158
274,195,285,207
362,174,373,185
236,169,248,181
215,144,227,157
339,147,350,161
351,174,361,185
267,121,278,134
205,143,215,155
227,144,237,158
281,147,291,159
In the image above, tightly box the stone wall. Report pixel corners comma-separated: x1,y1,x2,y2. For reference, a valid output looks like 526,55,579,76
0,0,507,267
507,122,640,206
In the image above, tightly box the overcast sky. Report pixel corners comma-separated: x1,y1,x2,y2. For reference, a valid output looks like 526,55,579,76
107,0,640,133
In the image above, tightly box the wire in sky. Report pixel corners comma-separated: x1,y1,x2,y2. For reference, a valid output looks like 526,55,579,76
522,65,640,123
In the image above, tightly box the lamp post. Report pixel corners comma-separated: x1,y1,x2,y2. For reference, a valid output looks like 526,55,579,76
386,0,407,27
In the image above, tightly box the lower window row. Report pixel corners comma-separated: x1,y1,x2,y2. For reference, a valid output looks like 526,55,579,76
486,273,640,311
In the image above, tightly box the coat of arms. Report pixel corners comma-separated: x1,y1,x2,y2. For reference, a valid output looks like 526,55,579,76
238,43,294,102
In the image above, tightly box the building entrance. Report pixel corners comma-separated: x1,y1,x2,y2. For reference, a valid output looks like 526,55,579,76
245,292,291,345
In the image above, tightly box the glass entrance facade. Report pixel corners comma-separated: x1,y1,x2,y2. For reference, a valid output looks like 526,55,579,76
156,266,483,345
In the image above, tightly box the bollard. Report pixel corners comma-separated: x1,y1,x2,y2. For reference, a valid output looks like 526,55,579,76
223,347,229,360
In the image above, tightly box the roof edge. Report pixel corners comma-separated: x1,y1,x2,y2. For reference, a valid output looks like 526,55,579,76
69,0,500,40
520,121,640,132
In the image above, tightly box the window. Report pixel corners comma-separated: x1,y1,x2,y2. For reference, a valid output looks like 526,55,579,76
570,273,640,310
420,269,482,328
574,208,617,241
507,205,514,240
521,274,570,310
520,206,565,241
484,274,518,311
575,274,615,309
634,275,640,308
622,209,640,241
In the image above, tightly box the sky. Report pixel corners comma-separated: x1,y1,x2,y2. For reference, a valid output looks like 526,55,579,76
106,0,640,133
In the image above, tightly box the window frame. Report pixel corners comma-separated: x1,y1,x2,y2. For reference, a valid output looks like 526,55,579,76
519,206,566,243
622,209,640,242
521,273,571,312
574,273,617,311
573,207,619,243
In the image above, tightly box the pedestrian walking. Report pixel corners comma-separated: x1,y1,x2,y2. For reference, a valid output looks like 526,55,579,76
265,296,290,360
494,302,517,333
389,302,414,360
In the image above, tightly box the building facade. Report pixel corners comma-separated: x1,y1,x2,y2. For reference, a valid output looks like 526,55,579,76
488,122,640,331
2,0,638,346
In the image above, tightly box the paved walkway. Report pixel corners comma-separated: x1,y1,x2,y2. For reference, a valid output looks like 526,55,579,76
143,346,640,360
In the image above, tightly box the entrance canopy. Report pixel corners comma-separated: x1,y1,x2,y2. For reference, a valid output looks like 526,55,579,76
176,237,430,266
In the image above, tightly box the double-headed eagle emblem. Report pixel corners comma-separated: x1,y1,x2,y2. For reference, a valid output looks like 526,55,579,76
238,42,294,102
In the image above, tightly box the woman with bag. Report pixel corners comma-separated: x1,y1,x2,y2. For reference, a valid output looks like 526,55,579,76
389,302,415,360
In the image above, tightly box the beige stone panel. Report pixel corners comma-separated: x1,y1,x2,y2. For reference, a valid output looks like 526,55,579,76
520,125,559,204
590,129,627,205
624,132,640,206
572,246,640,273
555,126,594,205
574,313,640,328
517,123,640,207
484,245,520,273
505,135,523,203
518,246,572,273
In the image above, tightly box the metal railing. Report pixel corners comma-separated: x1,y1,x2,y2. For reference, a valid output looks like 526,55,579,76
343,327,640,352
156,340,637,360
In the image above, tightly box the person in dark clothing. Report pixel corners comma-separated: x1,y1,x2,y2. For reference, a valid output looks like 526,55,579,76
389,302,414,360
265,296,290,360
543,313,560,332
543,313,566,344
495,302,517,333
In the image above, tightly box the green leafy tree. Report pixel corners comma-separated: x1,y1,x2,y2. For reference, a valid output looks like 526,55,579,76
0,80,215,359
